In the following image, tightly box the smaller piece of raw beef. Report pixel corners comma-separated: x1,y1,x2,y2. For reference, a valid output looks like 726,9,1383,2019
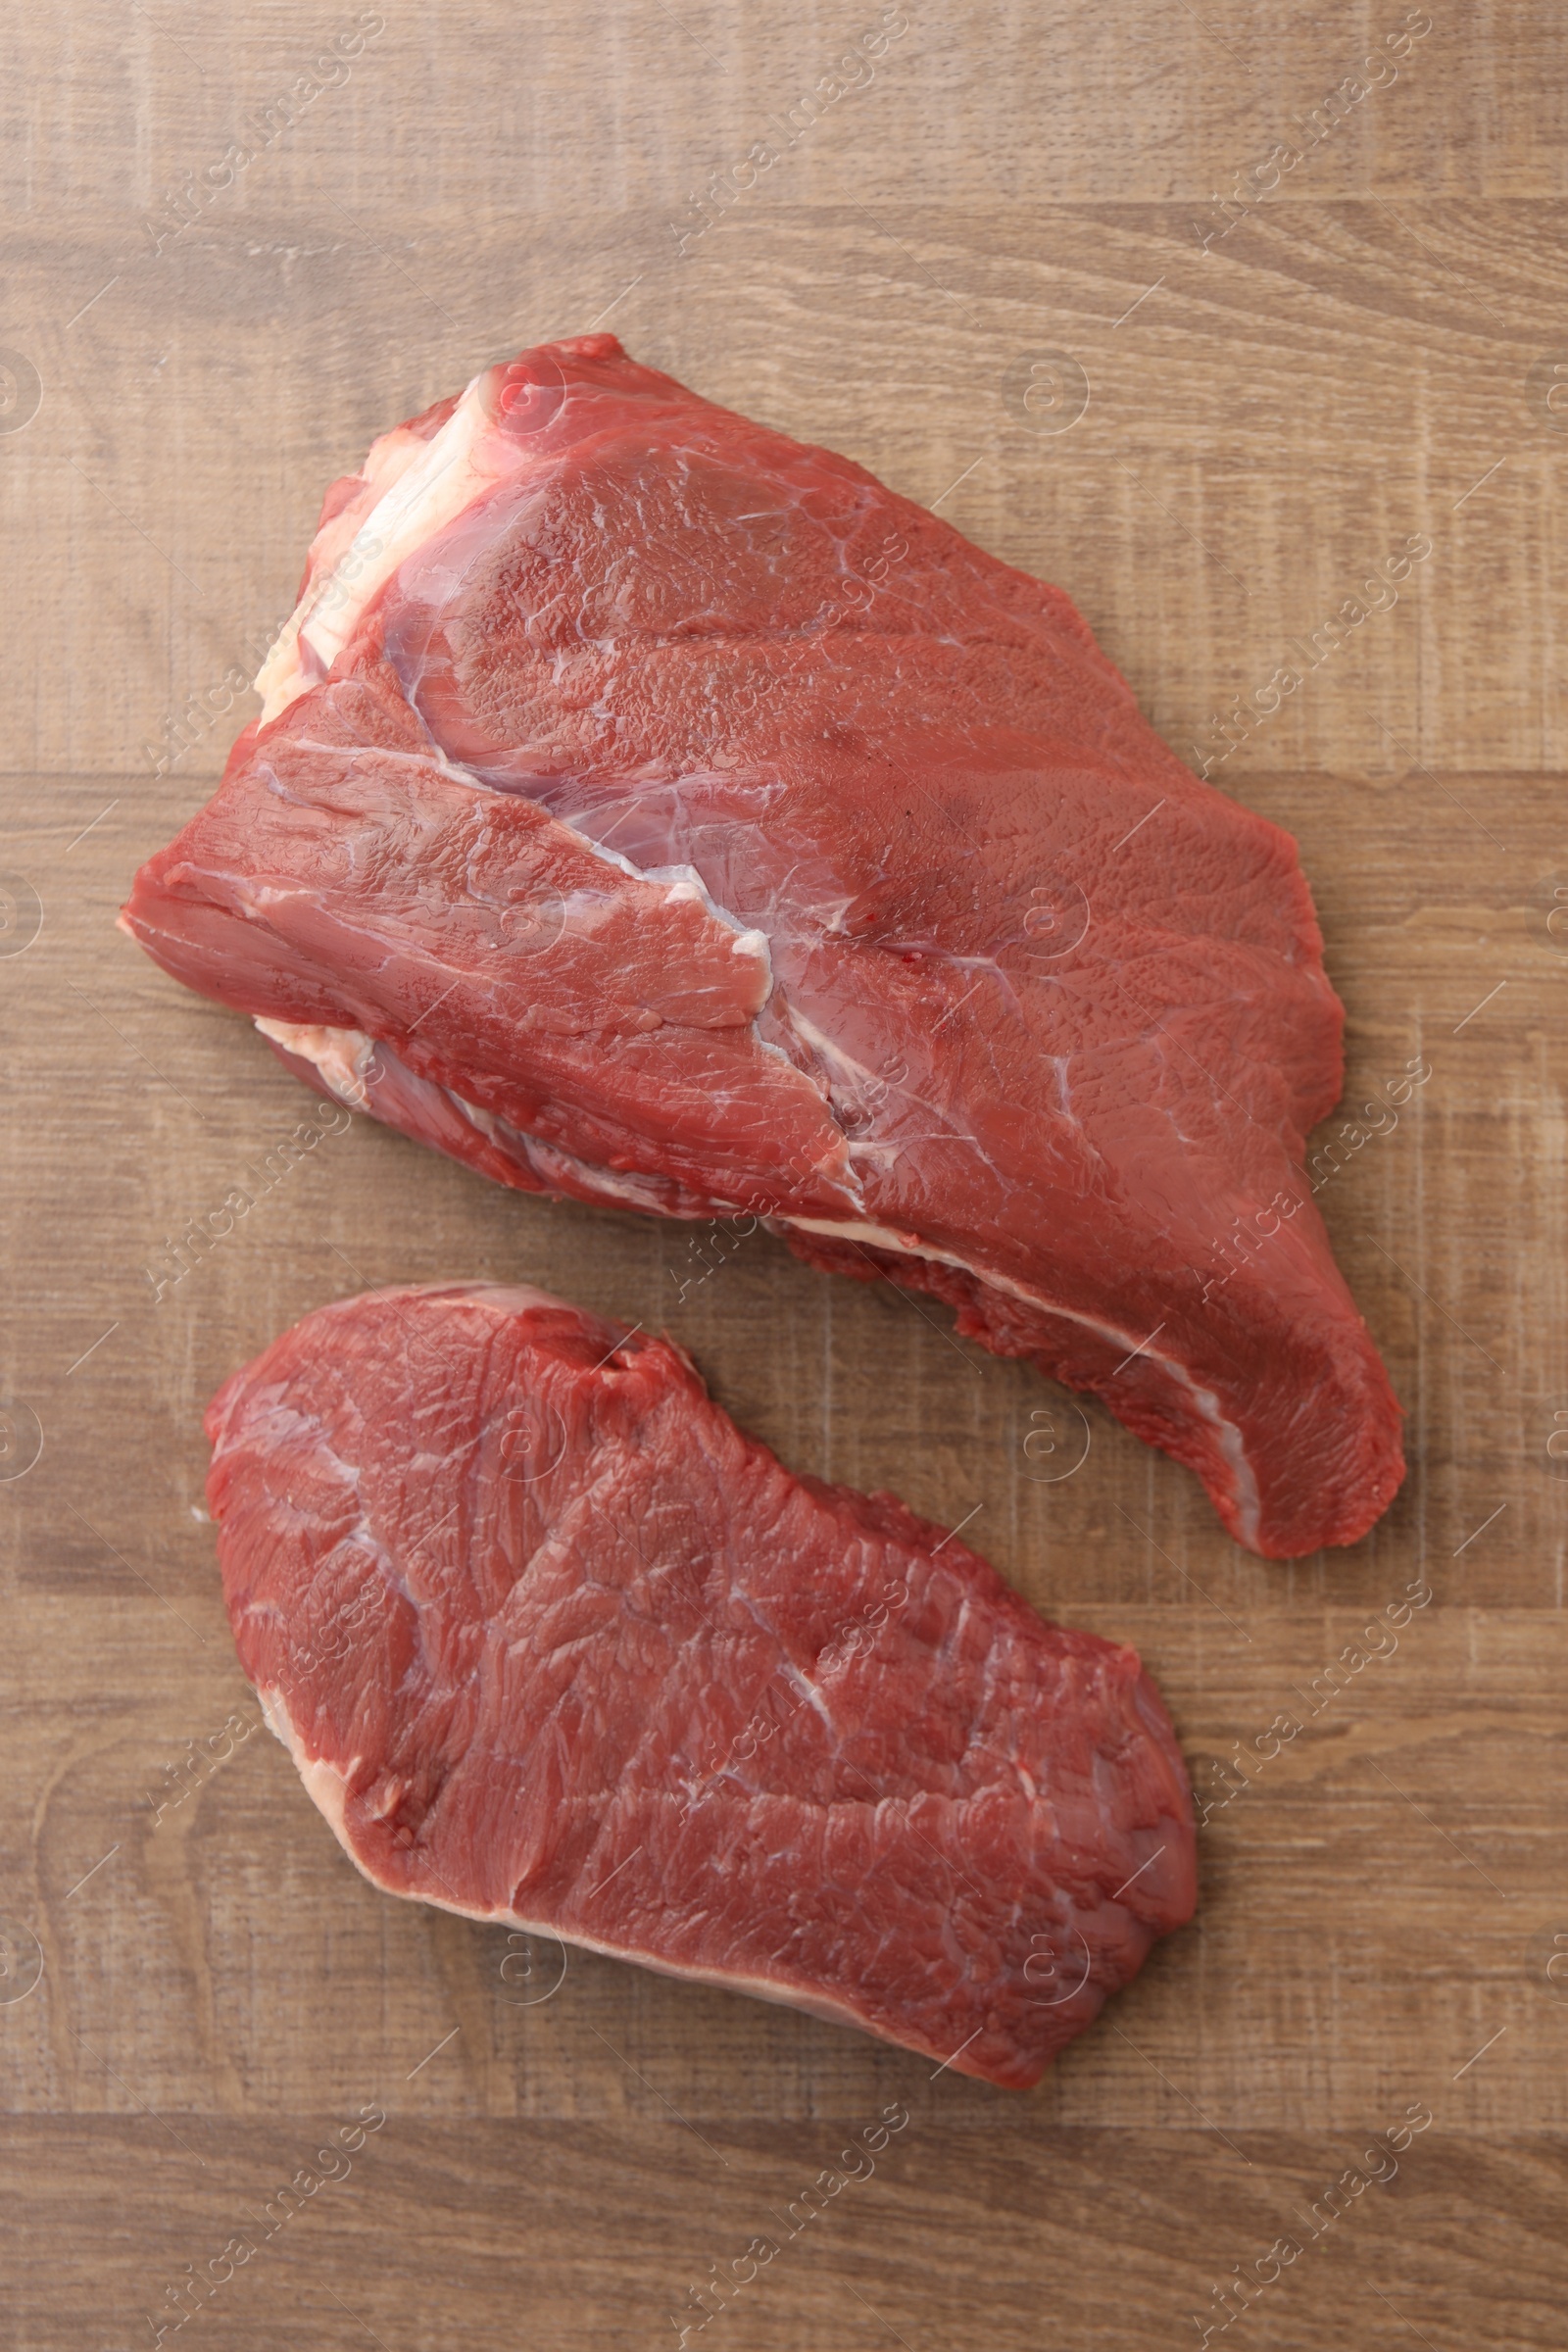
206,1284,1197,2089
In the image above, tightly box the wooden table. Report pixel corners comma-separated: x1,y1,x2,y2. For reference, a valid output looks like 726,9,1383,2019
5,4,1566,2344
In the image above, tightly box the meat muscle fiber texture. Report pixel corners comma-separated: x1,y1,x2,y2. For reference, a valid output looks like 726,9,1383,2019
128,334,1404,1557
206,1283,1197,2089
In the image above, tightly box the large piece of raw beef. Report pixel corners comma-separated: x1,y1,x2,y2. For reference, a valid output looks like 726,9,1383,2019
126,334,1403,1557
206,1283,1197,2088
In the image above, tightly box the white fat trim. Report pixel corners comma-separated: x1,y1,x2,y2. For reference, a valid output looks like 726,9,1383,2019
256,368,505,725
256,1016,377,1104
786,1214,1262,1547
252,428,437,728
259,1683,359,1842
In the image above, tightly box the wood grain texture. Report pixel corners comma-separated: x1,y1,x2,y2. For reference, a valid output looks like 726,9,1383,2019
3,3,1566,2346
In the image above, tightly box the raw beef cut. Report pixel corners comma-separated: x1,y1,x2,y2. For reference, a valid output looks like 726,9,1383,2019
125,333,1404,1557
206,1282,1197,2089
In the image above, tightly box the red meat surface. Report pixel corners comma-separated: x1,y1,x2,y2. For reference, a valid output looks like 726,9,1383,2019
129,334,1403,1556
205,1283,1197,2089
